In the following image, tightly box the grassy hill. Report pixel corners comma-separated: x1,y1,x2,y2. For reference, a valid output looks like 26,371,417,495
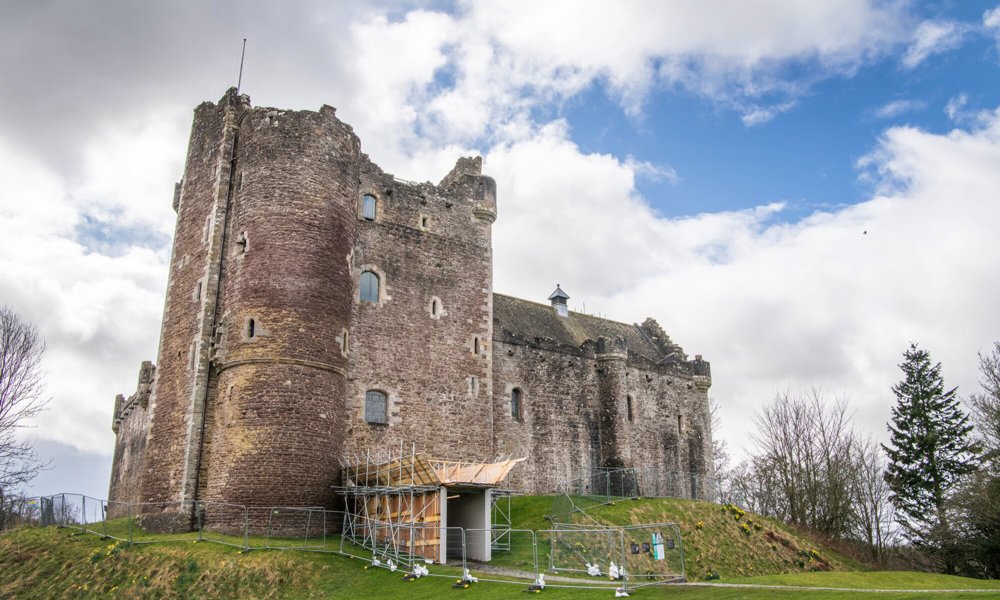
562,496,867,580
487,496,863,581
2,496,999,599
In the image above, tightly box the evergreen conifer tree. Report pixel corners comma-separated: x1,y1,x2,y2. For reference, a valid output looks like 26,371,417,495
883,343,978,566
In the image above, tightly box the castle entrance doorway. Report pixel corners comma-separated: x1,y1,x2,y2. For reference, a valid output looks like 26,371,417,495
445,487,491,562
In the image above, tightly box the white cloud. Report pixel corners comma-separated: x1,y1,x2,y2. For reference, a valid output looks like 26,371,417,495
985,4,1000,47
1,0,991,474
0,140,166,456
741,100,799,126
486,108,1000,458
945,93,969,122
625,156,680,185
338,0,912,154
874,98,925,119
902,20,969,69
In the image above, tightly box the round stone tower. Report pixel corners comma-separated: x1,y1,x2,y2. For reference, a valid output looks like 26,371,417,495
198,101,360,509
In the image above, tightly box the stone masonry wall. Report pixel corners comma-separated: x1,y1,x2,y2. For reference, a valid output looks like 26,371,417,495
346,157,497,462
108,362,154,515
198,103,358,509
129,91,243,509
492,336,714,496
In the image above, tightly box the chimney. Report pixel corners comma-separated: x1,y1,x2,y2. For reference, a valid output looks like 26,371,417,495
548,284,570,317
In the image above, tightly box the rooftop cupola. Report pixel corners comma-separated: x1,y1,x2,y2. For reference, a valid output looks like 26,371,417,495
548,284,570,317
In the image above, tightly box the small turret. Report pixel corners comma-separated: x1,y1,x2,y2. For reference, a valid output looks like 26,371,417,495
548,284,570,317
440,156,497,224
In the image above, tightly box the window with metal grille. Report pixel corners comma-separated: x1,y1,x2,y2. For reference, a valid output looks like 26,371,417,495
360,271,379,303
362,194,377,220
365,390,387,424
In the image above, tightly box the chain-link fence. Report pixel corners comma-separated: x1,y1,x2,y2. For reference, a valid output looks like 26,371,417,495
561,467,719,502
13,492,689,594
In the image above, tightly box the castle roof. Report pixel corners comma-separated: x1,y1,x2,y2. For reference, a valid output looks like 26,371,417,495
547,284,570,302
492,293,668,363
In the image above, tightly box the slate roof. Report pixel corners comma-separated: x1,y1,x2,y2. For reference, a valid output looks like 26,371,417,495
492,293,666,363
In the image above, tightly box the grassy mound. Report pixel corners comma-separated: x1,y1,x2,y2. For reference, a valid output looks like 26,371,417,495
500,495,865,581
581,497,868,580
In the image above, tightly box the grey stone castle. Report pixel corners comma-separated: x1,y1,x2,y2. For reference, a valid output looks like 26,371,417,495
108,89,714,512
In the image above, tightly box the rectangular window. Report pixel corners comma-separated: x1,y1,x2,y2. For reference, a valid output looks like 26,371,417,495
360,271,379,303
365,391,387,424
362,194,377,220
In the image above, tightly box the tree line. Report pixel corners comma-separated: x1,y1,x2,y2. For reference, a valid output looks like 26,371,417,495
719,342,1000,577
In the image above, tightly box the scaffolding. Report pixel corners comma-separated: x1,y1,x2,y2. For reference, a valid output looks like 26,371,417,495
334,443,523,568
490,489,513,551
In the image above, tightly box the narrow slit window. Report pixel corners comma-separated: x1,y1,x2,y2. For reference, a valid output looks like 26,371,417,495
341,328,350,355
431,299,439,317
360,271,379,303
247,318,255,338
473,336,480,355
627,395,634,422
677,414,683,434
365,390,387,424
511,388,523,420
362,194,377,221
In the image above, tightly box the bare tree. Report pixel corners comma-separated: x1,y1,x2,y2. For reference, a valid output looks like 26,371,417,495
0,306,48,529
709,397,731,474
750,389,858,538
727,456,787,517
850,436,898,564
968,341,1000,472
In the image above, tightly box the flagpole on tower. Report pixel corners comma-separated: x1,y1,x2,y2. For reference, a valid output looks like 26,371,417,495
237,38,247,95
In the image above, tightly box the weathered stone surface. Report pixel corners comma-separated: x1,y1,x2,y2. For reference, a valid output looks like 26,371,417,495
108,90,714,516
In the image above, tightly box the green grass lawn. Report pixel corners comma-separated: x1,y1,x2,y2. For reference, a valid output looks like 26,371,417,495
719,571,1000,590
3,525,1000,600
6,495,999,599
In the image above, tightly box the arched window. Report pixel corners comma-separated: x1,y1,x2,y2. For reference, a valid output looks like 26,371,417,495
362,194,377,221
511,388,523,420
365,390,387,424
360,271,379,303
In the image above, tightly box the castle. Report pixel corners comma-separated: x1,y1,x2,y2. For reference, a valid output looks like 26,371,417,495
108,89,714,516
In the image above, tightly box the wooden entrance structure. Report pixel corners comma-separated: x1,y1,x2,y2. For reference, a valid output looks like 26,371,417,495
336,445,522,566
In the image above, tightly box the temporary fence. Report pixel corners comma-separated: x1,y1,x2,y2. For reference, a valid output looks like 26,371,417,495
560,467,719,504
0,495,42,530
14,492,689,594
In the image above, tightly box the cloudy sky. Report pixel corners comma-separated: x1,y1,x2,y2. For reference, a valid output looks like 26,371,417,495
2,0,999,501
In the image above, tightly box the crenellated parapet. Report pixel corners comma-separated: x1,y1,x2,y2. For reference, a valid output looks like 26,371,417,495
111,361,155,433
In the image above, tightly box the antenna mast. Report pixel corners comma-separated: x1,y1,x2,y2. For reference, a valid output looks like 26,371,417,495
236,38,247,94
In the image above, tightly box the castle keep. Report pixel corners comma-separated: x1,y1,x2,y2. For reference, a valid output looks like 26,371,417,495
108,89,714,515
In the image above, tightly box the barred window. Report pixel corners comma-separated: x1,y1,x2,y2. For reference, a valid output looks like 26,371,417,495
362,194,377,220
360,271,379,303
365,391,387,424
